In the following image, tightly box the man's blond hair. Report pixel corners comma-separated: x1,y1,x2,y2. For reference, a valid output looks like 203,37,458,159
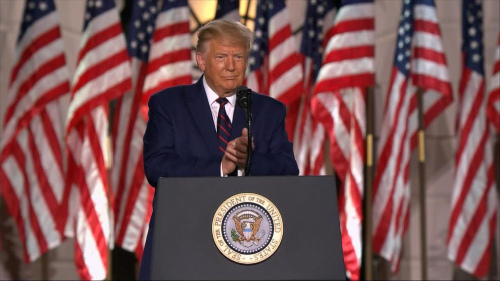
196,19,253,54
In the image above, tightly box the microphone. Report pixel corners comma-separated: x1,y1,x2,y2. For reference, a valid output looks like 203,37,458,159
235,85,252,176
236,86,251,109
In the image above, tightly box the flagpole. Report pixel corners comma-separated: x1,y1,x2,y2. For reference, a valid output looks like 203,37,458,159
494,133,500,280
363,86,375,280
106,135,113,281
417,87,428,280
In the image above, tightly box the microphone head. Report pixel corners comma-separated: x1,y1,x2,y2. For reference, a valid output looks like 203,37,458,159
236,86,249,109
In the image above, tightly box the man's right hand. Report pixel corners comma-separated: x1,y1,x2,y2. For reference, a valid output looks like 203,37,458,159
221,128,254,175
221,154,237,176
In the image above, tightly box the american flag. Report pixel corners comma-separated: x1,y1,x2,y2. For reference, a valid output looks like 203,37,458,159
245,0,303,106
287,0,337,177
371,0,453,272
0,0,69,263
215,0,239,21
111,0,157,261
487,34,500,132
64,0,132,279
141,0,192,120
447,1,497,277
311,0,374,279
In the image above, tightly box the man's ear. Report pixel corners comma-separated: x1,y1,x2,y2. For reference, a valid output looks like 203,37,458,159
196,52,205,72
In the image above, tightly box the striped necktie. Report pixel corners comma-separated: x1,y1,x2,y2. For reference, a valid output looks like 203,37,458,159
216,97,232,155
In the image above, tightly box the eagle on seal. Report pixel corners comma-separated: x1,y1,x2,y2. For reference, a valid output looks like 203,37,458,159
233,214,263,242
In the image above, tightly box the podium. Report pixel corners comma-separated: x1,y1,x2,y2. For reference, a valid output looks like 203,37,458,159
150,176,346,280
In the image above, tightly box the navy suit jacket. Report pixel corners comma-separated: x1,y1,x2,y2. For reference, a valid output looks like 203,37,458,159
139,77,298,279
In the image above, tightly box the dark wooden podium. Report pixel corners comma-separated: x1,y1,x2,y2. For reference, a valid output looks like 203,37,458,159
150,176,346,280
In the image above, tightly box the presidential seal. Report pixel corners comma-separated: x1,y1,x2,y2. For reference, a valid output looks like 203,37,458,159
212,193,283,264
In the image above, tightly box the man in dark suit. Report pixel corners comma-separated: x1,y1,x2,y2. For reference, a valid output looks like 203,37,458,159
139,19,298,279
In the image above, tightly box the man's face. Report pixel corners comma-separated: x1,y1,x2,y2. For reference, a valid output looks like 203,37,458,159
196,39,247,98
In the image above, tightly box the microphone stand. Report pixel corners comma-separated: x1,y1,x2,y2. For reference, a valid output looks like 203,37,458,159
244,93,252,176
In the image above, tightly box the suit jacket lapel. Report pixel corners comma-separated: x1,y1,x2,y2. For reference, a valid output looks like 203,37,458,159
187,77,219,154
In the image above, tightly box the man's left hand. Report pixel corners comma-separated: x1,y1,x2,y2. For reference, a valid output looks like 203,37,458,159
224,128,254,169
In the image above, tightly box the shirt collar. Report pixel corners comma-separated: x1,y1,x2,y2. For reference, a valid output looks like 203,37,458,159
203,76,236,107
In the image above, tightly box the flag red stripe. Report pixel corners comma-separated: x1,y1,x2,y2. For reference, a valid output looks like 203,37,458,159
332,18,374,34
373,73,407,195
455,84,484,166
408,92,419,150
87,112,108,189
493,60,500,74
471,216,494,276
113,66,146,221
455,174,492,265
74,238,91,280
314,73,374,95
72,50,130,94
146,49,192,75
353,116,365,159
332,93,352,178
414,19,441,36
422,93,453,132
393,184,405,236
1,82,68,158
135,231,145,261
27,126,60,226
447,133,488,244
412,74,453,97
323,28,335,49
152,22,189,42
395,200,411,273
487,89,500,131
474,210,497,276
268,25,293,51
413,47,447,65
76,23,123,65
40,110,63,172
341,211,360,280
311,147,325,174
5,54,66,122
323,46,374,63
78,166,108,274
115,156,146,245
0,154,30,262
68,79,132,132
458,62,470,102
349,173,364,219
311,97,334,148
10,26,61,85
329,140,348,182
273,82,303,105
383,69,399,116
269,53,301,83
12,139,49,259
59,151,75,233
373,114,410,252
